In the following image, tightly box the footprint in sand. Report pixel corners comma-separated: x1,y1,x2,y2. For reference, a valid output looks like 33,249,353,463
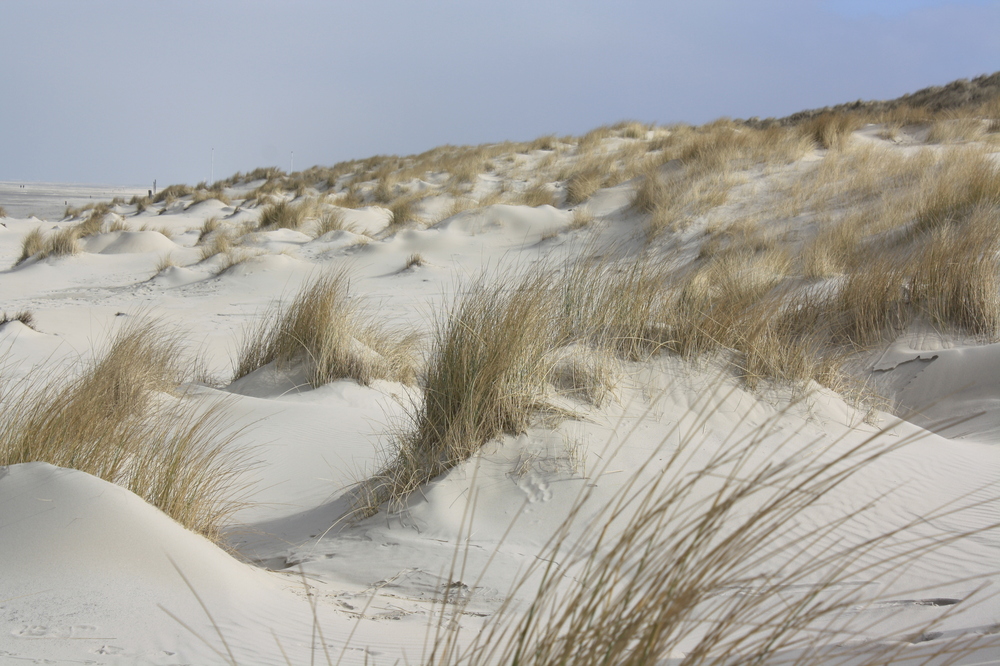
12,623,98,638
517,472,552,503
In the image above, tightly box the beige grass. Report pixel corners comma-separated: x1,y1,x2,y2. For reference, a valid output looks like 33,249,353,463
801,111,864,150
199,228,239,262
634,165,736,237
386,195,423,230
799,216,861,278
15,225,82,266
927,117,987,143
908,205,1000,336
447,197,477,218
153,254,177,276
569,208,594,230
313,208,354,236
108,215,130,233
0,310,34,329
517,183,558,208
191,189,233,206
528,134,558,151
427,392,986,666
257,199,314,231
214,248,265,276
545,343,618,407
911,145,1000,236
0,319,249,541
232,271,418,388
129,194,151,214
16,227,47,265
563,166,605,205
355,270,564,516
198,217,223,243
152,184,194,205
559,257,674,360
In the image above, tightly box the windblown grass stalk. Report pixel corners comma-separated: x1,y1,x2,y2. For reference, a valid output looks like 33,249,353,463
425,387,997,666
0,319,248,540
232,271,418,388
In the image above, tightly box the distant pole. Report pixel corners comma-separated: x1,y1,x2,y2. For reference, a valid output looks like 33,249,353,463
290,151,294,174
211,148,215,185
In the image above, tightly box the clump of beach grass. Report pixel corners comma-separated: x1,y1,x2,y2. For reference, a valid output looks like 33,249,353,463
386,195,422,231
191,188,232,206
152,184,194,205
0,310,35,329
518,183,558,208
563,166,605,205
198,228,238,262
232,271,419,389
569,208,594,230
926,117,987,144
258,199,314,231
153,254,177,277
313,208,353,237
355,269,565,516
0,319,249,541
801,111,863,150
15,225,82,266
198,217,223,243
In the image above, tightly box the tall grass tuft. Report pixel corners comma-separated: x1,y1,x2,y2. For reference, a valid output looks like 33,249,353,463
14,225,81,266
356,270,564,516
909,205,1000,336
912,146,1000,236
387,196,422,230
0,310,35,329
232,271,418,388
802,112,863,150
313,208,353,237
258,199,314,231
0,319,249,541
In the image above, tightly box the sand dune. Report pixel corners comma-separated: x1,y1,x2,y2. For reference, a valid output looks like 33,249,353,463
2,91,1000,664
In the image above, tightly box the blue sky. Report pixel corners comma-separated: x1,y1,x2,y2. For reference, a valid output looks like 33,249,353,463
1,0,998,186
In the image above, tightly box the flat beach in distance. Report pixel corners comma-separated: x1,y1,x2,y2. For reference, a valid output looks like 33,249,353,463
0,181,149,221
